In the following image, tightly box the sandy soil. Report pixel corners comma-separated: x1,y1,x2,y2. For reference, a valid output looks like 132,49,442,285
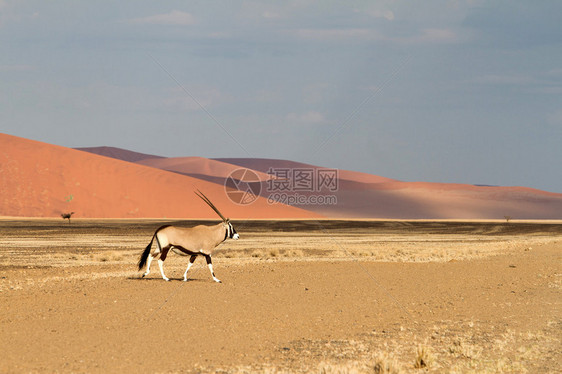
0,219,560,373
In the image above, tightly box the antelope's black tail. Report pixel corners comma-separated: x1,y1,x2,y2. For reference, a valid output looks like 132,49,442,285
137,235,154,270
138,225,171,270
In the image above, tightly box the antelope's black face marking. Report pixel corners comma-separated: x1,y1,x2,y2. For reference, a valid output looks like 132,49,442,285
226,221,239,240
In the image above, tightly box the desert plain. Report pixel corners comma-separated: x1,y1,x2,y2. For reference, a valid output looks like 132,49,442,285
0,218,560,373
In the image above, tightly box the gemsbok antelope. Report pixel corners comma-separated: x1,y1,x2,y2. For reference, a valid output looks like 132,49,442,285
137,190,239,282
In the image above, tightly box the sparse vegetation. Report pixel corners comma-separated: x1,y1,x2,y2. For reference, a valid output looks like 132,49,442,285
449,337,482,360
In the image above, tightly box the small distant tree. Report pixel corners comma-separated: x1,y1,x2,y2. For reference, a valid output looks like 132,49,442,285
61,212,75,224
504,215,512,223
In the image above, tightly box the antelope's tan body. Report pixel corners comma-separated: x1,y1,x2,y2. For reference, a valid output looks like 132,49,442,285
157,224,226,256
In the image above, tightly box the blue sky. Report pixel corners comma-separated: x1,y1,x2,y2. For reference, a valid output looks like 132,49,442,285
1,1,561,192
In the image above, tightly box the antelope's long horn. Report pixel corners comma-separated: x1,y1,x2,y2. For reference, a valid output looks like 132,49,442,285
195,190,227,222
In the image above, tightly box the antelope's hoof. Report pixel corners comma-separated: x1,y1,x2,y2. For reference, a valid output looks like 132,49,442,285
163,277,170,282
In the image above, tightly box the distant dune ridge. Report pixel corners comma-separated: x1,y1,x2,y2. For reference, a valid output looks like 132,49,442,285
74,146,163,163
213,158,397,184
1,133,561,219
136,156,274,184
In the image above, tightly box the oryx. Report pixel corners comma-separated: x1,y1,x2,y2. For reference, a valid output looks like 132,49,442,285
137,190,239,282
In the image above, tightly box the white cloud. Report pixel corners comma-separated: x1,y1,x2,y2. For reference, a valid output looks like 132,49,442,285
163,86,223,112
546,110,562,127
545,68,562,77
302,83,335,105
127,10,195,26
292,27,459,44
476,74,535,85
207,31,232,39
417,28,457,43
254,89,281,103
0,2,39,26
238,1,286,21
0,64,35,72
392,28,458,44
360,7,394,21
474,72,562,95
532,86,562,95
287,111,325,124
262,11,281,19
294,28,379,41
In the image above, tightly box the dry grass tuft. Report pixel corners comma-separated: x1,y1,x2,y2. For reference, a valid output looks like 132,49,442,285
285,249,304,257
248,248,303,259
449,338,482,360
413,344,433,369
317,362,363,374
373,353,402,374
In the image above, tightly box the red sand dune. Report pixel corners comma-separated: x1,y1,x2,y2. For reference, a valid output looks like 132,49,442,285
0,134,320,219
214,158,396,184
136,157,272,182
309,182,562,219
4,135,561,219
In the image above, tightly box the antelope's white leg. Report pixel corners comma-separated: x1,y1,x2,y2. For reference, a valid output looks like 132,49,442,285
183,255,197,281
182,263,193,281
208,263,221,283
205,255,221,283
158,259,169,281
143,254,153,277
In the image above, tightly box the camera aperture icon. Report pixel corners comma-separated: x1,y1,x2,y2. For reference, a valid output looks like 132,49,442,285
224,168,262,205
